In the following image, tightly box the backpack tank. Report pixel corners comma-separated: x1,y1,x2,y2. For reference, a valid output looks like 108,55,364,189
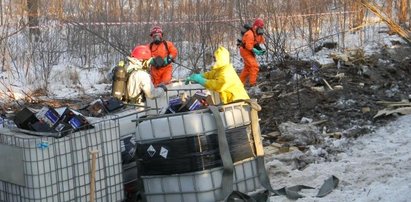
111,64,127,100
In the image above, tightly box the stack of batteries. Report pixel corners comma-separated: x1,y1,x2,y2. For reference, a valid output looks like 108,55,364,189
13,106,93,135
166,91,214,114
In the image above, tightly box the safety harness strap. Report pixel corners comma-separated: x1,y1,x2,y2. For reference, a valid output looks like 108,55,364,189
209,106,234,199
149,40,170,55
246,99,286,197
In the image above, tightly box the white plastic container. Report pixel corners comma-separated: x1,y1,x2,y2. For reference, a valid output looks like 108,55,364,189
145,82,220,115
0,118,124,202
101,109,141,138
135,102,251,142
142,157,262,202
146,82,202,113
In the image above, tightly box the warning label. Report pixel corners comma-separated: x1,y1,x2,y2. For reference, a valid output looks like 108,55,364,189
147,145,156,157
160,147,168,159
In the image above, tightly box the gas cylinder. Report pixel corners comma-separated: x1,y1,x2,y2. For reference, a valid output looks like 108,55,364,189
111,63,127,101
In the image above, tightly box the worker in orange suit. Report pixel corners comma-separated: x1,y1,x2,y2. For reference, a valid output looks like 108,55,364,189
147,26,178,86
239,18,266,87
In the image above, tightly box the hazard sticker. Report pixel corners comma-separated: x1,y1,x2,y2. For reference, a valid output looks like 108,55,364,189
147,145,156,157
159,147,168,159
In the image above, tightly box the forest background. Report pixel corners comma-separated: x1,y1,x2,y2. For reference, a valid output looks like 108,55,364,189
0,0,410,100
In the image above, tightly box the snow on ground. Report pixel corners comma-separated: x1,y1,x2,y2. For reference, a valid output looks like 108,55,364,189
268,114,411,202
1,20,409,202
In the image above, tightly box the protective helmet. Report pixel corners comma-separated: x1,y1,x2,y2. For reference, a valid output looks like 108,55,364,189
150,26,163,37
131,45,151,60
253,18,264,28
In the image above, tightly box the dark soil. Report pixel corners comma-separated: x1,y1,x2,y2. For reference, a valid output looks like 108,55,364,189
256,45,411,139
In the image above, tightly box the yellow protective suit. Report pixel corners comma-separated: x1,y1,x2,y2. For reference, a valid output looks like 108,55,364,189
203,47,250,104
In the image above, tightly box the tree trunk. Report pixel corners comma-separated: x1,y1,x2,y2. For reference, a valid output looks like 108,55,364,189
352,0,365,28
27,0,40,42
0,0,3,25
399,0,408,25
56,0,63,20
409,0,411,28
386,0,393,18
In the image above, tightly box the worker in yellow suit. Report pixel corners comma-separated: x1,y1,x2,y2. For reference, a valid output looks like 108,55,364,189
185,46,249,104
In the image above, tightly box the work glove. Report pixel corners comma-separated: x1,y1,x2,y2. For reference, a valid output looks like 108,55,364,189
151,56,166,68
185,73,206,86
163,55,173,65
157,84,168,92
184,74,196,85
252,48,265,56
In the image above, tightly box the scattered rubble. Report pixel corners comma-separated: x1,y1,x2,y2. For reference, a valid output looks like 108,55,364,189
256,44,411,168
257,45,411,137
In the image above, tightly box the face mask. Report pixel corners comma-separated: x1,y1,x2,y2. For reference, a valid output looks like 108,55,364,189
256,28,264,35
153,35,162,44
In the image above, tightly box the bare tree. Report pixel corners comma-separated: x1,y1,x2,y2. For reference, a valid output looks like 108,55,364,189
385,0,393,18
398,0,408,25
32,30,65,91
27,0,40,41
1,0,393,85
352,0,365,28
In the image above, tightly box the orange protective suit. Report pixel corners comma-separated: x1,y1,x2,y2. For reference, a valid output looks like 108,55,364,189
149,41,178,86
239,28,265,86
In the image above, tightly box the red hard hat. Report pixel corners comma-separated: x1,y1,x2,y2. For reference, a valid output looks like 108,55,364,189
253,18,264,28
131,45,151,60
150,26,163,36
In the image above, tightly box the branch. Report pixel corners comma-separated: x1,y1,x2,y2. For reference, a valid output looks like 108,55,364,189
63,19,130,57
0,26,27,42
359,0,411,46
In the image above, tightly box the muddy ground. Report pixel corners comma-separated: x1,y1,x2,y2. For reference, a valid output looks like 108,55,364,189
255,44,411,142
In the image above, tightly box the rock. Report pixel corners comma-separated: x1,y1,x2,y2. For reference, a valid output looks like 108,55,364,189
300,117,313,124
358,65,374,78
273,150,305,162
334,85,343,90
248,86,262,96
264,145,280,156
278,121,323,146
269,69,286,81
377,58,390,67
265,131,281,138
331,52,349,63
317,57,335,68
335,73,345,78
311,86,325,93
361,107,371,113
266,159,290,176
385,84,400,98
384,63,397,74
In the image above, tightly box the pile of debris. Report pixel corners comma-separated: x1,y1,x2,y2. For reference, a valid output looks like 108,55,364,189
254,43,411,167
